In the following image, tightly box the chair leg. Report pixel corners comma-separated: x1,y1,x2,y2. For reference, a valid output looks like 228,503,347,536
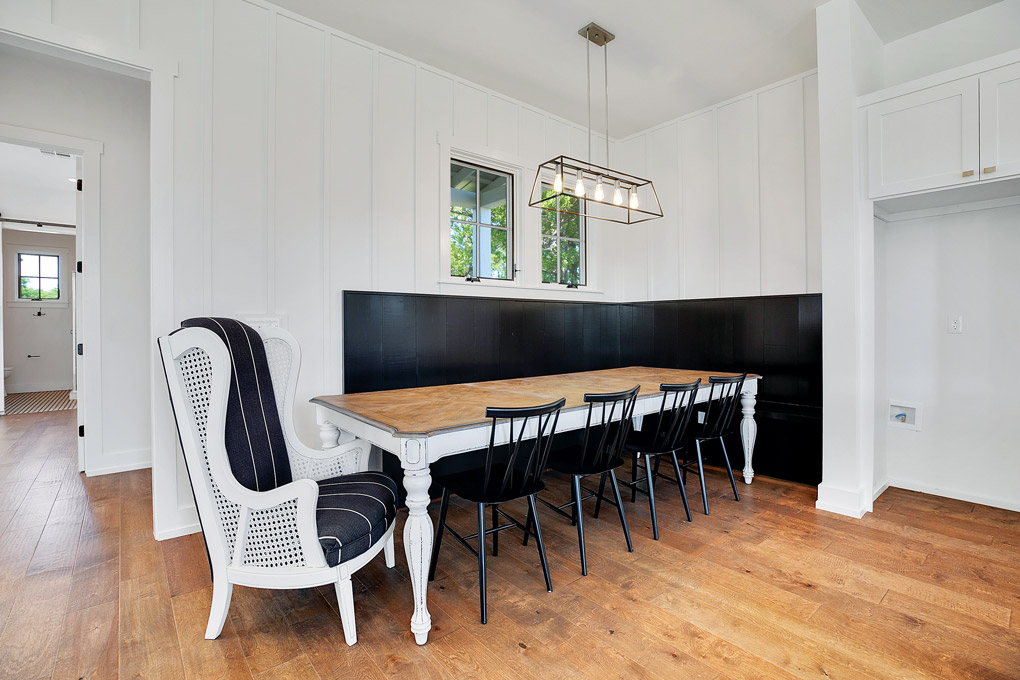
335,574,357,646
670,452,693,522
695,439,709,515
570,480,578,526
719,438,741,502
644,454,659,541
630,454,638,502
608,470,633,552
528,495,553,592
428,488,451,581
384,530,396,568
572,475,588,576
492,503,500,556
204,577,233,640
593,471,608,519
522,502,533,546
477,503,488,624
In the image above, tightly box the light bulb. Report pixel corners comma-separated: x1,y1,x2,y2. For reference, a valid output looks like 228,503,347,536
613,180,624,206
574,171,585,197
629,186,639,209
594,176,605,201
553,166,563,193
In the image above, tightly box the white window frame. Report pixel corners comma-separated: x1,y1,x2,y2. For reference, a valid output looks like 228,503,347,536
439,143,524,289
4,241,71,309
449,159,515,282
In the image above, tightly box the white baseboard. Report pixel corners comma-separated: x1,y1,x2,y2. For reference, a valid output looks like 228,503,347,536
6,382,74,393
886,478,1020,513
873,480,890,501
85,448,151,477
154,521,202,541
815,482,872,518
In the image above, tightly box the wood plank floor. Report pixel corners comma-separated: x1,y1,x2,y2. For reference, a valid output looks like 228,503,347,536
0,410,1017,679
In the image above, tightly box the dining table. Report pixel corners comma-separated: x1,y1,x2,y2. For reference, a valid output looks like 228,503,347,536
312,366,761,645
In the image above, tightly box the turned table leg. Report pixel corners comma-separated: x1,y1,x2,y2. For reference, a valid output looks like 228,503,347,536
740,392,757,484
401,439,433,645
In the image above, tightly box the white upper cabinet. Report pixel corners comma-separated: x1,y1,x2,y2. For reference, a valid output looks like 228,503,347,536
867,77,979,199
980,62,1020,180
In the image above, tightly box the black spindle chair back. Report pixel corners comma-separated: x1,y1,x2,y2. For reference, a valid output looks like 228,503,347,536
649,379,702,453
481,398,565,500
577,385,641,470
702,374,746,439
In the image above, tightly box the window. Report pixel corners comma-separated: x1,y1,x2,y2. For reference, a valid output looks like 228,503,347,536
450,160,513,280
18,253,60,300
540,188,586,286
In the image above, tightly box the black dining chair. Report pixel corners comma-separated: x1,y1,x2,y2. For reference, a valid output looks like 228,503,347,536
526,386,639,576
681,374,746,515
618,379,700,540
427,398,565,624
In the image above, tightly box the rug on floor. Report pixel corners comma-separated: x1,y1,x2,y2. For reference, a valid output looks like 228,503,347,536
3,390,77,415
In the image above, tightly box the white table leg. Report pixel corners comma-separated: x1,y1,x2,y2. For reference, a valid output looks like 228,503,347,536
740,392,757,484
319,421,341,449
401,439,433,645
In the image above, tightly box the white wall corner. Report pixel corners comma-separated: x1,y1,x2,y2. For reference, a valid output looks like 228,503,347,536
872,479,890,501
815,482,873,518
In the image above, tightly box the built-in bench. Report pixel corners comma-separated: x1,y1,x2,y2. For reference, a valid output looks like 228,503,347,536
343,290,821,486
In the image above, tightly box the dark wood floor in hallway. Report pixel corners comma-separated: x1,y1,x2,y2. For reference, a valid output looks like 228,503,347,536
0,409,1017,679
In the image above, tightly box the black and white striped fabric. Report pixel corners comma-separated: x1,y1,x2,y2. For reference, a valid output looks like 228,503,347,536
316,472,398,566
180,317,293,492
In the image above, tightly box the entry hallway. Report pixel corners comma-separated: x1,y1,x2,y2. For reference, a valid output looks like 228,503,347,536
0,410,1017,679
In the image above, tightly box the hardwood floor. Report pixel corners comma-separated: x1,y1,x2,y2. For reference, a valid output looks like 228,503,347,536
0,409,1017,679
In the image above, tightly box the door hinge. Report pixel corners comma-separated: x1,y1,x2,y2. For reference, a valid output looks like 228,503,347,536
77,343,83,356
76,179,82,191
76,261,83,273
78,425,85,437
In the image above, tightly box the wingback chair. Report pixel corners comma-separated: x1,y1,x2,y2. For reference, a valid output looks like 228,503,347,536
158,317,397,646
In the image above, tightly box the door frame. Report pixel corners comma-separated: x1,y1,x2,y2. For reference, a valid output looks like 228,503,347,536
0,126,102,473
0,15,178,521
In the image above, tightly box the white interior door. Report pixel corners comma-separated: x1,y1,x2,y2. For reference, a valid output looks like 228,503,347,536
75,155,84,471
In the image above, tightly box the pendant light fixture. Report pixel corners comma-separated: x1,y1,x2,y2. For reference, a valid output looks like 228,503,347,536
529,22,662,225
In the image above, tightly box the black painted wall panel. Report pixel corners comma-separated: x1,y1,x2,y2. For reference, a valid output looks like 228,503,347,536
343,290,823,485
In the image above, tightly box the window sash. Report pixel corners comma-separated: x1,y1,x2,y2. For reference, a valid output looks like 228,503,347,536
450,160,513,281
17,253,60,301
540,187,586,286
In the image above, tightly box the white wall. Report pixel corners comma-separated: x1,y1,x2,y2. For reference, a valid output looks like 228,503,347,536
0,48,151,469
882,0,1020,88
0,140,76,225
2,230,74,393
876,204,1020,511
612,71,821,301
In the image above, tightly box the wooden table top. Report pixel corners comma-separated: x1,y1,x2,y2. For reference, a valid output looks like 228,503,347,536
313,367,759,438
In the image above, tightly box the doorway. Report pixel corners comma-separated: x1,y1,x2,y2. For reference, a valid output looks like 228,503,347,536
0,140,80,416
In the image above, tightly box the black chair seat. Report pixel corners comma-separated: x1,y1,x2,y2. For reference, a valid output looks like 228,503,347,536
316,472,398,567
548,444,625,476
622,427,678,455
434,462,546,504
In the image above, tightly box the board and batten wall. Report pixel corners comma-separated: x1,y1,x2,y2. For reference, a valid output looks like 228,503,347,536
611,71,821,302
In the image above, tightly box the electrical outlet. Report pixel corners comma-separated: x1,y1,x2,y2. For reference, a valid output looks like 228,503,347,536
948,315,964,334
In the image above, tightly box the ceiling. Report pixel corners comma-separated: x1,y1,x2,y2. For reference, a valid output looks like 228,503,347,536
0,141,77,227
274,1,999,137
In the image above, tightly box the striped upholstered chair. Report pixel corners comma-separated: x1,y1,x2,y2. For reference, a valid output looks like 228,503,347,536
158,318,397,646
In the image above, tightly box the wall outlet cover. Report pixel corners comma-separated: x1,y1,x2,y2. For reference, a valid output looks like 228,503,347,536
948,315,963,334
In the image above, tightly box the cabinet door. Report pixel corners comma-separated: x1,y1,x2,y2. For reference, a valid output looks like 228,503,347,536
867,77,979,198
980,62,1020,180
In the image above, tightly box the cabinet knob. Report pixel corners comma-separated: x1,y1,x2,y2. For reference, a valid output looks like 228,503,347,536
962,170,974,177
983,166,997,174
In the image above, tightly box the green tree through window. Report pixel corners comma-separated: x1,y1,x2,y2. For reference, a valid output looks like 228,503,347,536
540,188,585,285
450,161,512,280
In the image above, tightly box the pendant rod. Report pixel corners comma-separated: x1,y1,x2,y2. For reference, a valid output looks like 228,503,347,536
586,26,591,165
604,37,610,166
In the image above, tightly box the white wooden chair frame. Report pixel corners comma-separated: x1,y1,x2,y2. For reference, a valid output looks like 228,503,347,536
159,325,395,646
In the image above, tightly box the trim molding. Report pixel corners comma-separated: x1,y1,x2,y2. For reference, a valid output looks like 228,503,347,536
85,455,151,477
886,478,1020,513
154,521,202,542
873,480,890,501
815,482,872,518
